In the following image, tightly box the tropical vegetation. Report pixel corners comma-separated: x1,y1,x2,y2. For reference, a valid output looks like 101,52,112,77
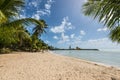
82,0,120,42
0,0,52,53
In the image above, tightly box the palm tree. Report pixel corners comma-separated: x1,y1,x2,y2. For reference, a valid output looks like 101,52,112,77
14,25,31,47
31,20,48,50
0,0,44,30
82,0,120,42
0,0,46,50
0,26,16,48
32,20,48,38
0,25,30,49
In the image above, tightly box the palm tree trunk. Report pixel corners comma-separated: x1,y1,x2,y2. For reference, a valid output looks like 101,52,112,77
19,38,23,47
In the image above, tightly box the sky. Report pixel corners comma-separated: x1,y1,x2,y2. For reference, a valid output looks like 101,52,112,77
20,0,120,49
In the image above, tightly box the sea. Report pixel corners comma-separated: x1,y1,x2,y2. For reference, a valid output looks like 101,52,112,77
52,50,120,68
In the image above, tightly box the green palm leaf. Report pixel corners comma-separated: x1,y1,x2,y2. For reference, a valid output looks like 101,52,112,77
0,0,24,18
0,10,7,23
82,0,120,43
32,20,48,37
109,26,120,43
0,18,44,28
0,0,48,49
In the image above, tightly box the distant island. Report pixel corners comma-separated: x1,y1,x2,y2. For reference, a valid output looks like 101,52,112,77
51,46,99,51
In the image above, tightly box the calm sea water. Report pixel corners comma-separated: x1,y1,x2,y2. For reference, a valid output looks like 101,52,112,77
52,50,120,67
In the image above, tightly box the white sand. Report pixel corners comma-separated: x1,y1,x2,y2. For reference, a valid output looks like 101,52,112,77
0,52,120,80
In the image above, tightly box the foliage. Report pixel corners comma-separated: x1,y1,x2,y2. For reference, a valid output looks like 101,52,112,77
0,0,53,53
31,20,48,51
82,0,120,43
110,26,120,43
32,20,48,37
0,48,11,54
0,26,17,48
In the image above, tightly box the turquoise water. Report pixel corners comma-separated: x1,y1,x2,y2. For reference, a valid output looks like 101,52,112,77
52,50,120,67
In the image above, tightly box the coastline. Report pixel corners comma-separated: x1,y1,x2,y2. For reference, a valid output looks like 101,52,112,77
51,51,120,69
0,51,120,80
51,50,120,69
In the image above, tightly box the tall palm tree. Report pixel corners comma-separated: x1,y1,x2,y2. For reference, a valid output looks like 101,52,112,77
82,0,120,42
31,20,47,50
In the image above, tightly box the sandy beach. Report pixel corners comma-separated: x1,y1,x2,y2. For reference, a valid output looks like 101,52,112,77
0,51,120,80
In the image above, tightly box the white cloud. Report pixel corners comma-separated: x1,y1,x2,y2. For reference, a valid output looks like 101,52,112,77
97,27,108,32
81,38,120,49
32,10,48,20
37,10,47,16
58,33,70,44
80,30,86,35
53,36,58,40
29,0,54,20
70,34,75,38
70,38,120,49
57,34,82,46
32,13,40,20
45,40,50,44
50,17,73,33
45,4,51,10
44,0,54,14
28,1,39,7
69,35,82,45
55,34,120,49
51,25,65,33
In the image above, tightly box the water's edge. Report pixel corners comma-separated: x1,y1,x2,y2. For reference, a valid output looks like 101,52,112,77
51,50,120,69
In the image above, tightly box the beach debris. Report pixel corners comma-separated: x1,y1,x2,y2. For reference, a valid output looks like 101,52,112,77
111,77,116,80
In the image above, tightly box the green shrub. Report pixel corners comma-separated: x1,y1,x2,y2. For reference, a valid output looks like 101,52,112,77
0,48,11,54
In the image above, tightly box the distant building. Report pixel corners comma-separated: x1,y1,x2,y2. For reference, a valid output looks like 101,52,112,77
76,46,81,50
69,45,71,50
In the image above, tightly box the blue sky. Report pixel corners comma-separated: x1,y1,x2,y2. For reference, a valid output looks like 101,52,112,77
21,0,120,49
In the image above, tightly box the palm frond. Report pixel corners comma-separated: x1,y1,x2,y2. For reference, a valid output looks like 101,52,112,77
82,0,120,29
32,20,47,39
0,18,44,28
0,10,7,23
109,26,120,43
0,0,25,19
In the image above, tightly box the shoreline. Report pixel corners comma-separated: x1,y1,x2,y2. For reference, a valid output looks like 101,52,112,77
50,51,120,70
0,51,120,80
51,50,120,69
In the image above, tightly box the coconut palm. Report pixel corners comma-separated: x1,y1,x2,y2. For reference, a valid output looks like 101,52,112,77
0,0,47,51
15,26,31,47
32,20,48,38
0,25,29,49
31,20,48,50
0,26,16,48
82,0,120,42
